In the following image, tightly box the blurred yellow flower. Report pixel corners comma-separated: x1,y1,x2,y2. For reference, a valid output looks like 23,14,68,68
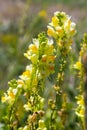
74,61,82,70
47,28,54,36
17,79,24,88
77,98,84,106
8,91,15,98
56,27,62,33
24,102,31,111
22,70,30,77
29,44,37,52
38,10,47,18
79,109,84,115
1,96,7,103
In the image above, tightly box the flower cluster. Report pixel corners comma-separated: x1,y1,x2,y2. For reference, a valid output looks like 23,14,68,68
74,34,87,74
1,79,19,105
24,95,44,112
1,32,55,129
74,34,87,91
47,11,76,48
1,11,80,130
24,32,55,78
19,33,55,129
47,12,76,88
74,34,87,125
47,12,77,129
76,95,84,119
2,87,17,104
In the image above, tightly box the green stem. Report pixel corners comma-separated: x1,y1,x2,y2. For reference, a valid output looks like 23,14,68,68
50,110,53,129
8,106,14,130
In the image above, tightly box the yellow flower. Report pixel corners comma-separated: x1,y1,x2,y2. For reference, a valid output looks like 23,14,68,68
76,106,84,118
8,88,17,98
68,19,71,27
57,29,62,33
38,120,46,129
53,85,60,91
79,51,84,57
30,54,38,64
24,102,31,111
2,88,18,104
47,28,57,38
1,96,7,103
79,108,84,115
8,91,15,98
17,79,24,88
23,126,28,130
74,61,82,70
64,19,71,30
22,70,30,77
20,69,31,81
29,44,37,52
47,28,54,36
38,10,47,18
52,16,58,26
76,95,84,105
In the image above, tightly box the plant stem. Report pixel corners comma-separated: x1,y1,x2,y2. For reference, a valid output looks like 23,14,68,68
83,74,87,130
82,52,87,130
50,110,55,130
